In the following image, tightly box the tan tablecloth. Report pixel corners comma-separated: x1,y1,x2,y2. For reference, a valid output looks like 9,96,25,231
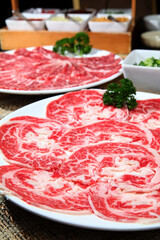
0,84,160,239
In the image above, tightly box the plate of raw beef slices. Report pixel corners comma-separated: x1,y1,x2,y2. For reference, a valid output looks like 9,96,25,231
0,89,160,231
0,46,122,95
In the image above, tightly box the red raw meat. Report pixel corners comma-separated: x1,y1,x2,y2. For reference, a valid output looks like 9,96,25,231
46,89,129,127
150,128,160,152
0,116,67,170
59,119,155,152
0,47,121,91
129,98,160,129
0,165,91,213
116,173,160,193
89,181,160,223
60,142,159,185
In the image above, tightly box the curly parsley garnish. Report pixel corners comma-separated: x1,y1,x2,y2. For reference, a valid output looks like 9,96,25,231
103,78,138,110
53,32,92,56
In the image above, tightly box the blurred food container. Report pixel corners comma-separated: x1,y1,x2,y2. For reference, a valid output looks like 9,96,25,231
5,13,47,31
122,49,160,93
66,8,96,14
45,13,91,32
88,14,131,32
143,14,160,31
99,8,132,16
23,8,59,15
141,31,160,48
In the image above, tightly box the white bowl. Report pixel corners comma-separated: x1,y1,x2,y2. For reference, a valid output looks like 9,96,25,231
45,13,91,32
122,49,160,93
88,13,131,33
5,13,46,31
23,8,59,15
143,14,160,31
141,31,160,48
99,8,132,16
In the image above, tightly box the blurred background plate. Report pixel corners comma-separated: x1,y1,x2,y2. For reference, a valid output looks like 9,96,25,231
143,14,160,31
141,31,160,48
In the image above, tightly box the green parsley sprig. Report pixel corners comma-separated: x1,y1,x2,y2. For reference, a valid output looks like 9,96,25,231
53,32,92,56
103,78,138,110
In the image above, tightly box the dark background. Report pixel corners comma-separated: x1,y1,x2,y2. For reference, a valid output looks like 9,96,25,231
0,0,73,28
0,0,160,50
1,0,160,29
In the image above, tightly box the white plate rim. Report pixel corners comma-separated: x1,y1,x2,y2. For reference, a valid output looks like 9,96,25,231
0,46,123,95
0,90,160,231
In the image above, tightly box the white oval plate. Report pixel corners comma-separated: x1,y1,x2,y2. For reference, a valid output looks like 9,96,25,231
0,91,160,231
0,46,122,95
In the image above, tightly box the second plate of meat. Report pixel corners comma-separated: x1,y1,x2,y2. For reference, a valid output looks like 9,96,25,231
0,46,122,95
